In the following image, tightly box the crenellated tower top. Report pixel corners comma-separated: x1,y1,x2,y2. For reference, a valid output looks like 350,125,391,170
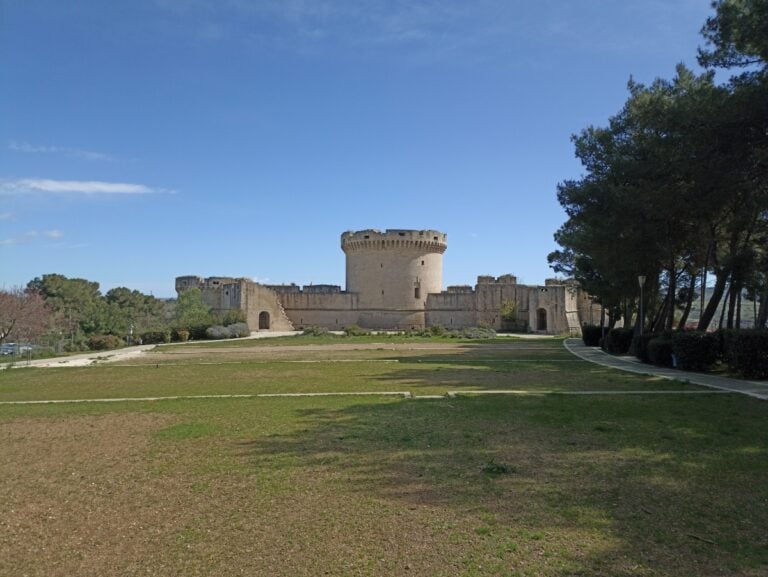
341,229,447,254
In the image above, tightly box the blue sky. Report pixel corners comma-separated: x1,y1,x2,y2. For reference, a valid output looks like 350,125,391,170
1,0,714,297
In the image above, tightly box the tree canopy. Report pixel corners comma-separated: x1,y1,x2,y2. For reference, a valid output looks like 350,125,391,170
550,1,768,331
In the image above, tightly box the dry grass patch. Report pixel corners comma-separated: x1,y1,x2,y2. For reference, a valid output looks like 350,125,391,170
0,392,766,576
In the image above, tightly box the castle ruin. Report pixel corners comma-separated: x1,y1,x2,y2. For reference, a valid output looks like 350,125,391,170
176,229,599,334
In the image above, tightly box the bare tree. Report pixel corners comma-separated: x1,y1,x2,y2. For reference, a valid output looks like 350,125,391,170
0,288,50,343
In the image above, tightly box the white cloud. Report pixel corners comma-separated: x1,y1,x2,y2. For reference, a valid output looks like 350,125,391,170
0,229,68,247
0,230,38,246
0,178,171,195
8,141,113,161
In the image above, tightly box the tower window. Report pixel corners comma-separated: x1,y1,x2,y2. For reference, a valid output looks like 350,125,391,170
414,287,421,299
421,260,425,265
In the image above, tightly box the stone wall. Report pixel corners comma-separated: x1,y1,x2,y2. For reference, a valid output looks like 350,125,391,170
174,229,593,335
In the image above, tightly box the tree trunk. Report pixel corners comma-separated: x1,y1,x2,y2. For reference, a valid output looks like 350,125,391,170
698,267,729,331
700,247,710,322
719,283,731,330
727,280,739,329
665,265,677,331
757,287,768,328
677,273,697,329
623,300,633,329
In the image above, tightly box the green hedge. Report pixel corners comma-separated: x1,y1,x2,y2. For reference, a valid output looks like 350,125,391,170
632,333,657,363
141,329,172,344
647,337,674,367
582,325,603,347
671,331,720,372
723,330,768,379
602,328,634,355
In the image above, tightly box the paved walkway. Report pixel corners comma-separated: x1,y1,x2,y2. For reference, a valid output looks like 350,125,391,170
564,338,768,401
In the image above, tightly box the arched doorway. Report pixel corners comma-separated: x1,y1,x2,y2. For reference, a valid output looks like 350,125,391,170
536,308,547,331
258,311,270,330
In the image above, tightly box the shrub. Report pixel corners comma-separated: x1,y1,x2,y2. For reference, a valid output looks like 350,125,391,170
582,325,603,347
647,336,674,367
344,324,370,336
205,325,230,339
140,331,159,344
632,333,656,363
429,324,447,336
142,329,171,344
227,322,251,338
174,329,190,342
714,329,737,362
88,334,124,351
187,325,209,340
723,330,768,379
219,309,247,326
671,331,719,372
602,328,634,355
632,331,674,363
461,326,497,339
302,325,329,336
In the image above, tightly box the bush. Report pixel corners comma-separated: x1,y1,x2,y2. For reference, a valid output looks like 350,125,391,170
218,309,247,326
205,325,230,339
187,325,209,340
632,332,656,363
88,334,124,351
461,326,497,339
714,329,737,362
142,329,172,344
302,325,329,336
227,322,251,338
582,325,603,347
429,324,447,336
632,331,674,363
602,328,634,355
174,329,190,342
647,336,674,367
723,330,768,379
344,324,371,336
671,331,719,372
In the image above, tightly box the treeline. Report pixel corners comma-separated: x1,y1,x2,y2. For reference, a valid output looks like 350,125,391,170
0,274,248,352
549,0,768,332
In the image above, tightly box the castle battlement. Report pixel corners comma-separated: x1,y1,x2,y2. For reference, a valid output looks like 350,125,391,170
175,228,596,335
341,229,447,254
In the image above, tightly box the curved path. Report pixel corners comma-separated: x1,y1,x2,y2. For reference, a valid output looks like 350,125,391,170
564,338,768,401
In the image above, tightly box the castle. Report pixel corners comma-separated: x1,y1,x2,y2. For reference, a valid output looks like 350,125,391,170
176,229,599,335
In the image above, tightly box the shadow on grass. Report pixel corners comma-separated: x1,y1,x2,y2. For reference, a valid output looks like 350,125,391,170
378,350,700,392
239,393,768,576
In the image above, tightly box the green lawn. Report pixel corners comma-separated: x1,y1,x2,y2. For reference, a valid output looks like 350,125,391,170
1,338,766,577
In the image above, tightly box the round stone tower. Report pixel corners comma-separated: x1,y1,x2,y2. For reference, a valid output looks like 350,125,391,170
341,229,447,328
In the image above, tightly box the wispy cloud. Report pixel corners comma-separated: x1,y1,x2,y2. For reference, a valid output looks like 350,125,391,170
8,141,114,161
150,0,707,65
0,178,173,195
0,229,67,247
0,212,13,221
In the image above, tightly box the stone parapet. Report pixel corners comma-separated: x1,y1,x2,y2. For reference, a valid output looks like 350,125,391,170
341,229,447,254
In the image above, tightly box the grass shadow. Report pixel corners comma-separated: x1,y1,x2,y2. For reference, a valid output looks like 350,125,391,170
238,393,768,576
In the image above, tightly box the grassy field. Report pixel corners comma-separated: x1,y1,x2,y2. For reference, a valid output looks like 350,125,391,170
1,336,766,576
